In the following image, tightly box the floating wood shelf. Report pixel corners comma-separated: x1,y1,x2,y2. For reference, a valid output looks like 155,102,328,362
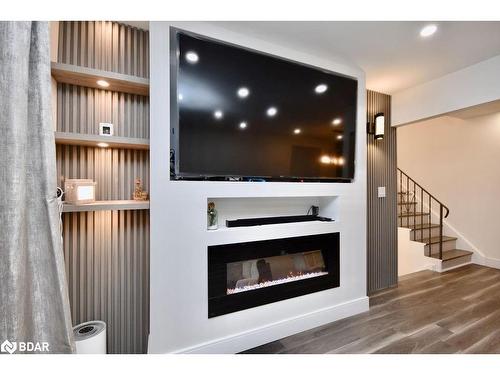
62,200,150,213
51,62,149,96
55,132,149,150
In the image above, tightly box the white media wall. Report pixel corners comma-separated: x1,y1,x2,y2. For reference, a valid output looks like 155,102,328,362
149,22,368,353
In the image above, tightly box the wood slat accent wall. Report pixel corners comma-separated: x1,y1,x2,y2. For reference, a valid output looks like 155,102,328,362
63,210,150,354
57,21,150,354
367,90,398,294
58,21,149,78
56,146,150,201
57,83,149,138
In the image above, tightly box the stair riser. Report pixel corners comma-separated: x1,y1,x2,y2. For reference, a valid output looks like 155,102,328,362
398,205,417,214
398,215,430,226
410,227,442,240
426,240,457,255
442,255,472,270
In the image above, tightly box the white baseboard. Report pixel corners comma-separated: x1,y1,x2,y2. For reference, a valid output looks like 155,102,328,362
170,296,369,354
437,261,472,273
482,257,500,270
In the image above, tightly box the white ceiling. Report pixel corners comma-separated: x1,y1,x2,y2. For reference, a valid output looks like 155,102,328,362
208,21,500,94
121,21,500,94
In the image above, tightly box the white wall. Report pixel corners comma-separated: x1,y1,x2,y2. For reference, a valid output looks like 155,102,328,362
149,22,368,353
398,228,439,276
397,113,500,263
392,54,500,126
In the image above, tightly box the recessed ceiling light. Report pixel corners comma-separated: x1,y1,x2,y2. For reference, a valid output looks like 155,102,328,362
239,122,247,129
294,128,301,134
420,24,437,38
336,135,343,140
96,80,109,88
315,84,328,94
178,93,183,101
185,51,199,63
332,118,342,126
97,142,109,148
237,87,250,98
214,110,223,119
266,107,278,117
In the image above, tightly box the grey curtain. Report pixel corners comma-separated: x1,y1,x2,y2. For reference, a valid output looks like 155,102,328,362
0,22,74,353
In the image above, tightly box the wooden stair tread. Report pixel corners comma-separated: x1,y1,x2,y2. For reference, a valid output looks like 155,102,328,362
417,235,457,245
398,212,430,217
402,223,440,230
430,249,473,261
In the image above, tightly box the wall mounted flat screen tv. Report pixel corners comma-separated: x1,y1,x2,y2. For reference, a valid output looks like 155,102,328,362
170,28,358,182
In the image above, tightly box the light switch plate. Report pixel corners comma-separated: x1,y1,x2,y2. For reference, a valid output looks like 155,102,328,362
378,186,386,198
99,122,114,136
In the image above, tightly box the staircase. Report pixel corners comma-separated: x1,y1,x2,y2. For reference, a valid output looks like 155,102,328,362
397,168,472,270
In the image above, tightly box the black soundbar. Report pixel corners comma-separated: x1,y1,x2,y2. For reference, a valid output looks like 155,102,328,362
226,215,333,228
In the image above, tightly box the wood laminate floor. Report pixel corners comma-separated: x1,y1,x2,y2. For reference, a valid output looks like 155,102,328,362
242,264,500,354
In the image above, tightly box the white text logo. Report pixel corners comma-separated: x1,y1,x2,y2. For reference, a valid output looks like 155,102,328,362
1,339,49,354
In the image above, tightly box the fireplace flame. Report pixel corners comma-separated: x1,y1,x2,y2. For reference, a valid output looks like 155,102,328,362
227,271,329,295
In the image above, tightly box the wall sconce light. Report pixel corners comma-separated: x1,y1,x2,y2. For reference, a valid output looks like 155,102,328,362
367,112,385,140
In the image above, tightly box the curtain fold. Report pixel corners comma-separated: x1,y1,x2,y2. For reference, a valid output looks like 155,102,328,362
0,21,75,354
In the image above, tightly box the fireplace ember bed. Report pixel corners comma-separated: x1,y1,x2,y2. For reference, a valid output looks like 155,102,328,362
208,233,340,318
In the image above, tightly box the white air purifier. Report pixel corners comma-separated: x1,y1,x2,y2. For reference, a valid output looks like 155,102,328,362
73,320,107,354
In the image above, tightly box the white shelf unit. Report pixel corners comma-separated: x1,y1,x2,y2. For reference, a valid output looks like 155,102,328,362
206,220,340,246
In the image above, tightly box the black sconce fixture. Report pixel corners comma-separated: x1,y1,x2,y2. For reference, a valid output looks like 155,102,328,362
367,112,385,140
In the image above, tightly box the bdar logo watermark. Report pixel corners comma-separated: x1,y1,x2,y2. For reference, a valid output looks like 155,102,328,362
1,340,16,354
1,339,50,354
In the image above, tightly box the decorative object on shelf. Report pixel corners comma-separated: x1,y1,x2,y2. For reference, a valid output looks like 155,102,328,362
64,179,96,204
367,112,385,140
207,201,218,230
99,122,114,136
133,178,149,201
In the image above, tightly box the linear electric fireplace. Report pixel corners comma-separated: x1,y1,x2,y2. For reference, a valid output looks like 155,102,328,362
208,233,340,318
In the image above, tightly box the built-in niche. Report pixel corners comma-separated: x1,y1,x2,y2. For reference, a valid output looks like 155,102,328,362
206,196,339,231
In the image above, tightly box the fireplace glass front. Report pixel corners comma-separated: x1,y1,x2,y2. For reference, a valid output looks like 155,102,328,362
226,250,328,295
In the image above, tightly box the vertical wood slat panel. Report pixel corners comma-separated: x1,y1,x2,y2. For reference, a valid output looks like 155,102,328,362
56,145,149,201
57,21,149,78
57,83,149,138
367,90,397,294
57,21,149,354
63,211,150,354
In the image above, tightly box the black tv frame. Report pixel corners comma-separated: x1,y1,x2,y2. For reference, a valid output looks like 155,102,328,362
169,27,358,183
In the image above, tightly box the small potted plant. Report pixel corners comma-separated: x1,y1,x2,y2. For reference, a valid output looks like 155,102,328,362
207,201,218,230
